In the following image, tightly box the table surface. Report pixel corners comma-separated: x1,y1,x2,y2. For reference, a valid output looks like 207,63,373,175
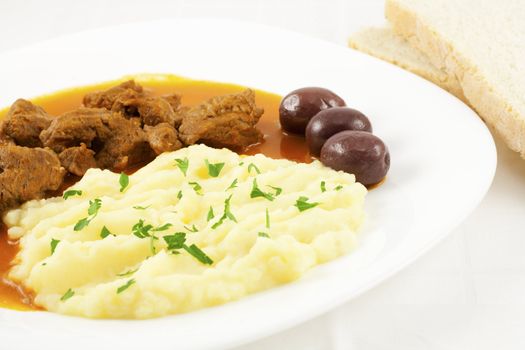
1,1,524,349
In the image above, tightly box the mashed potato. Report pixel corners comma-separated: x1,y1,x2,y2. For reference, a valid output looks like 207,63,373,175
5,144,366,319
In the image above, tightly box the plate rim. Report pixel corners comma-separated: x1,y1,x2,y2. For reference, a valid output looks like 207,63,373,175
0,18,497,350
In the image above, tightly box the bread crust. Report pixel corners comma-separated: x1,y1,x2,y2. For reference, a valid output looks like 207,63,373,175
386,0,525,157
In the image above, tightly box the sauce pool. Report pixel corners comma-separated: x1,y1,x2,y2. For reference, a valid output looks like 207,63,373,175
0,74,310,311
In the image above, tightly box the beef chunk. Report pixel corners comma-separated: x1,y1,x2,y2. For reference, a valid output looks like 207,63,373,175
0,99,53,147
178,89,264,150
83,80,183,128
83,80,143,112
58,144,97,176
40,108,110,153
144,123,183,155
40,107,152,171
0,134,13,146
162,94,184,127
137,96,180,126
95,114,153,170
0,145,65,213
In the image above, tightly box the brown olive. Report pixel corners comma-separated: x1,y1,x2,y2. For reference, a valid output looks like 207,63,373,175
279,87,346,134
306,107,372,156
320,131,390,186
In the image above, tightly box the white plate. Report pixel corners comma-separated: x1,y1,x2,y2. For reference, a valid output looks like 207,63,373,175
0,20,495,350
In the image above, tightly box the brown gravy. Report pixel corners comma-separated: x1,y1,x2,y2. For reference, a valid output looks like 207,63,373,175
0,75,311,311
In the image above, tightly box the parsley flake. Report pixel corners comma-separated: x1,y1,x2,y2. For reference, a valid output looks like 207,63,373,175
117,268,138,277
119,172,129,192
184,224,198,233
177,190,183,200
74,198,102,231
250,179,274,201
226,178,238,191
50,238,60,255
174,158,189,176
163,233,213,265
188,181,203,195
320,181,326,193
265,208,270,229
163,232,186,251
116,279,136,294
247,163,261,174
131,219,153,239
73,217,90,231
100,226,114,239
212,195,237,229
294,196,320,212
153,223,172,232
335,185,344,191
258,232,270,238
205,159,225,178
63,189,82,200
268,185,282,196
87,198,102,216
133,205,150,210
149,235,159,255
207,206,215,222
60,288,75,301
183,244,213,265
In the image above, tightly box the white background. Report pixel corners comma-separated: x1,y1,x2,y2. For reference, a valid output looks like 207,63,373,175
1,1,524,349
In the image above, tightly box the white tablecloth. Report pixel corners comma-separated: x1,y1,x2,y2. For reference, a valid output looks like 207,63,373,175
1,1,524,349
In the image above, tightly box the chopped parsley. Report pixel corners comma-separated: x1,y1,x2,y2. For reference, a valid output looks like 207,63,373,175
63,189,82,200
184,244,213,265
74,218,90,231
268,186,282,196
205,159,225,177
226,178,238,191
247,163,261,174
177,190,183,200
131,220,155,253
207,206,215,222
88,198,102,216
174,157,189,176
335,185,344,191
116,279,136,294
258,232,270,238
131,220,172,254
188,181,203,195
184,224,198,233
164,232,186,251
60,288,75,301
119,172,129,192
265,208,270,229
294,196,320,212
250,179,274,201
132,220,172,237
320,181,326,193
153,223,172,232
50,238,60,255
131,219,154,239
238,161,245,166
117,268,138,277
211,195,237,229
133,205,150,210
163,232,214,265
74,198,102,231
100,226,114,239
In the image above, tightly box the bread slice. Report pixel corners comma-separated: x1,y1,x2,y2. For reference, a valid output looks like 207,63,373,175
385,0,525,157
348,27,465,102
